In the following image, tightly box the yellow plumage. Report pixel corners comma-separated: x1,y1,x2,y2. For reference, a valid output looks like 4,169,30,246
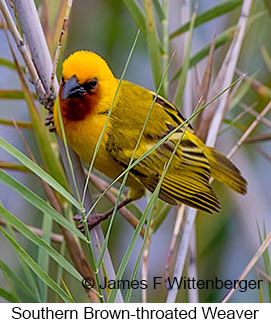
54,50,247,215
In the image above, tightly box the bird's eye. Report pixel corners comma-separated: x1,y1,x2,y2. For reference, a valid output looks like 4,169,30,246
82,78,98,92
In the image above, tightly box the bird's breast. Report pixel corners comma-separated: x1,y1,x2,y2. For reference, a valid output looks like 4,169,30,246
61,114,124,180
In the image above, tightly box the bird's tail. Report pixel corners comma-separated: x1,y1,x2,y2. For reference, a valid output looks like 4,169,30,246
205,147,247,195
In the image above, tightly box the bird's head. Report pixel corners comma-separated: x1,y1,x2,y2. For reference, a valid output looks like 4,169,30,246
59,50,117,120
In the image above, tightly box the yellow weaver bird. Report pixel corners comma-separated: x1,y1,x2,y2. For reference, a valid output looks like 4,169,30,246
53,51,247,229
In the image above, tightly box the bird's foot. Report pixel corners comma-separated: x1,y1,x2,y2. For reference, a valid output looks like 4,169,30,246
74,213,110,233
73,198,132,232
44,111,56,132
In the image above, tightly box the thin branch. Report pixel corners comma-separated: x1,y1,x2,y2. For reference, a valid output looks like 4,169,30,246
166,207,196,302
239,102,271,128
165,205,185,280
236,69,271,100
188,226,198,303
228,101,271,158
0,217,63,243
142,228,152,303
245,133,271,144
206,0,253,147
49,0,73,102
255,267,271,283
222,232,271,303
0,0,46,103
254,146,271,163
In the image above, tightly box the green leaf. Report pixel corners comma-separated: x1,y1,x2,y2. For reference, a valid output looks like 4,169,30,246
4,220,41,301
123,0,146,35
228,72,258,111
0,137,80,210
0,118,32,129
151,201,171,233
257,222,271,302
0,259,38,302
0,57,16,70
0,161,29,172
144,0,165,96
0,169,87,241
37,213,52,302
170,0,242,39
0,227,73,303
152,0,165,20
0,287,20,302
262,0,271,16
0,89,36,100
108,190,156,302
261,46,271,73
174,9,196,107
0,204,82,283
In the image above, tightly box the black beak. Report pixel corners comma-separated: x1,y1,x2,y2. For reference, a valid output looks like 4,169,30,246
61,76,86,100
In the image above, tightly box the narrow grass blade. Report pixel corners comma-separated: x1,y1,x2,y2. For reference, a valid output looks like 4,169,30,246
151,201,171,233
0,287,20,302
174,9,196,108
144,0,164,96
170,0,242,39
0,259,21,302
0,118,32,129
256,222,271,301
261,45,271,73
123,0,146,35
0,227,73,303
0,57,18,70
0,204,83,282
37,213,52,302
228,72,258,110
0,259,38,302
222,232,271,303
152,0,164,20
0,169,87,241
0,137,80,209
0,89,34,100
0,162,29,172
161,0,169,96
4,220,41,301
107,191,157,303
262,0,271,15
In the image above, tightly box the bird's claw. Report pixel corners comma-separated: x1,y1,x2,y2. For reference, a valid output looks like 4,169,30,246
74,213,108,233
44,112,56,132
73,214,82,221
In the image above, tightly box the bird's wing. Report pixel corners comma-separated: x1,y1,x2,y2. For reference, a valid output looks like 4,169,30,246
107,81,220,212
152,93,194,131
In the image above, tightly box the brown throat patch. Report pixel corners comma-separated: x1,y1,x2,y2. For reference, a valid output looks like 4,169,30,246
59,84,100,121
